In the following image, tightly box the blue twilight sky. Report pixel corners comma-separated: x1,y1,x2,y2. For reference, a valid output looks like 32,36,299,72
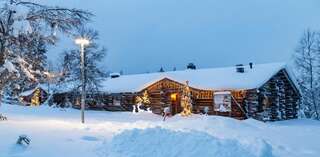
44,0,320,74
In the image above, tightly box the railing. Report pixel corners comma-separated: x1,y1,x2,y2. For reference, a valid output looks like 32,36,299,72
231,95,249,119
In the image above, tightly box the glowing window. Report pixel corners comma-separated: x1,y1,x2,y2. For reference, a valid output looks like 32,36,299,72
170,93,177,101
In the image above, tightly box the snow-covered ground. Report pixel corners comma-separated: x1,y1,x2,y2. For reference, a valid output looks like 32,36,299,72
0,105,319,157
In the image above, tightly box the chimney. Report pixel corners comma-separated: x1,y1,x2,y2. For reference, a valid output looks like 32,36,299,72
110,72,120,78
249,62,253,69
236,64,245,73
187,63,196,70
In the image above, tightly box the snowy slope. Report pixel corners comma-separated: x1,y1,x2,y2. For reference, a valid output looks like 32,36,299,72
1,105,320,157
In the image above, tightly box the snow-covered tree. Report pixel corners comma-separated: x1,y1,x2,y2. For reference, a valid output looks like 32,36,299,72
59,28,106,99
6,30,49,97
180,81,192,116
0,0,92,104
159,67,165,72
134,90,151,113
23,31,48,80
294,29,320,120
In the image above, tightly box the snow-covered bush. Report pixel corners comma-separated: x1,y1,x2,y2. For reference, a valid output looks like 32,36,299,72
203,106,209,115
133,103,152,113
0,114,7,121
133,91,151,113
16,135,30,146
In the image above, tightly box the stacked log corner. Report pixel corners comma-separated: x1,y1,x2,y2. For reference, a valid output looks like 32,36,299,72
245,70,299,121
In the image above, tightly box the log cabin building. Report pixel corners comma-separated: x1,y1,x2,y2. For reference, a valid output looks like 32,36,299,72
19,85,48,106
53,63,300,121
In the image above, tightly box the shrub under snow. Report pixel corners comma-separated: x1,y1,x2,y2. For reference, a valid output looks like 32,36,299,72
0,114,7,121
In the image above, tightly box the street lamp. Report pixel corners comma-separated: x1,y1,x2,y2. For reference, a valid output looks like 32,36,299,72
75,37,90,124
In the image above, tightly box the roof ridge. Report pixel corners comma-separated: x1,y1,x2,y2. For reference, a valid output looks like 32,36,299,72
112,62,286,77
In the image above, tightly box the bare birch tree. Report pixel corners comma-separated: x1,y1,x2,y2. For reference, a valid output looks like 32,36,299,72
294,29,320,119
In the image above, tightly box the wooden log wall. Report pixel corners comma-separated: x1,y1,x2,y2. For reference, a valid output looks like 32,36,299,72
244,89,259,119
142,78,216,115
269,77,280,121
245,70,300,121
52,92,135,111
101,93,135,111
148,89,172,115
278,78,286,119
230,91,247,119
52,78,249,120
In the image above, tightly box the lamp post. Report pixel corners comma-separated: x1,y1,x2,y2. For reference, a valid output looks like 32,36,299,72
75,38,90,123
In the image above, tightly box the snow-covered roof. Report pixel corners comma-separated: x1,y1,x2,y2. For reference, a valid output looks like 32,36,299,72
101,62,293,93
54,80,80,93
19,84,48,96
19,89,35,97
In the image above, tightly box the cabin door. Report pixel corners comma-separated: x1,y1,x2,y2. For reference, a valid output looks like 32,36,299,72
170,93,181,115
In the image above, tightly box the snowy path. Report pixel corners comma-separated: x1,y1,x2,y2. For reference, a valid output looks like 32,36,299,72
1,105,320,157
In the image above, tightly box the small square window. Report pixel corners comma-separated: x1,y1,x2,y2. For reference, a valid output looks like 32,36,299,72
113,98,121,106
214,92,232,112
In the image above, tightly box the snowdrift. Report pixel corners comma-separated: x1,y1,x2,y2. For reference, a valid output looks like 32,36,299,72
2,105,320,157
105,127,273,157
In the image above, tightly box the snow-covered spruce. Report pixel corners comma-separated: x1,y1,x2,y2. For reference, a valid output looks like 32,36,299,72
0,0,92,102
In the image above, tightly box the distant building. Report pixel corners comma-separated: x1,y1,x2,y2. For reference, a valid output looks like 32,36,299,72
19,85,49,106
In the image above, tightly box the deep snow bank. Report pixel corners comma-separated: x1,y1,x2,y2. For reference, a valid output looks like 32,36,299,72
105,127,273,157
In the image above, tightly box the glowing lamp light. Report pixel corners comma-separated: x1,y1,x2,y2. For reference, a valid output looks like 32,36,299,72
171,93,177,101
75,38,90,46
